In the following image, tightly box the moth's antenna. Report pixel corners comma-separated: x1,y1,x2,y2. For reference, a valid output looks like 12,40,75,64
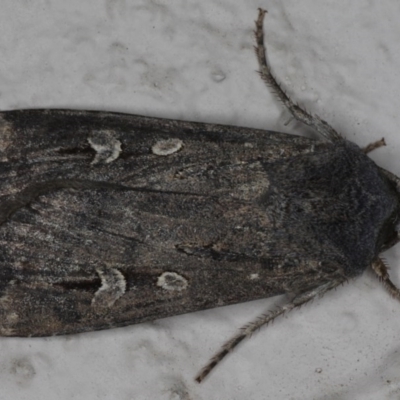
254,8,341,142
196,280,343,383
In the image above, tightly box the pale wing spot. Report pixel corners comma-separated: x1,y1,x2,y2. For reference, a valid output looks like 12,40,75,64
92,267,126,309
249,273,260,280
152,139,183,156
88,130,122,164
157,272,188,291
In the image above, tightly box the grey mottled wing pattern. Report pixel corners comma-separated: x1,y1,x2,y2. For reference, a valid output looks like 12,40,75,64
0,109,390,336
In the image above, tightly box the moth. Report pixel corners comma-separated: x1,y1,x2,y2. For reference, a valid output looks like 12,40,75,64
0,8,399,383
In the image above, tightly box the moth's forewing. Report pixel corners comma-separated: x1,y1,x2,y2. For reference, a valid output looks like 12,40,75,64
0,109,397,336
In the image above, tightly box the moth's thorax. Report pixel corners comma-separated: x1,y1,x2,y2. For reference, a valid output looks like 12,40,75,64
261,140,400,276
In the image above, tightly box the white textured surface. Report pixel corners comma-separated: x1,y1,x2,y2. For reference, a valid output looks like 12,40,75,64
1,1,400,399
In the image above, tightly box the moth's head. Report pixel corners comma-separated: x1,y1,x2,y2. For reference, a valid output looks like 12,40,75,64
378,168,400,252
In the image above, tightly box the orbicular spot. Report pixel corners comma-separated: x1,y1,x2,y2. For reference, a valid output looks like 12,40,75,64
152,138,183,156
157,272,188,291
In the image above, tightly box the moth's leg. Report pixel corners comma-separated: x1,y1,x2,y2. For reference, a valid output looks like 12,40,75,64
195,279,343,383
254,9,341,142
371,258,400,301
362,138,386,154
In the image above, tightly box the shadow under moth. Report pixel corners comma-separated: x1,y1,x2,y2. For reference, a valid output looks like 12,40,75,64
0,9,399,382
